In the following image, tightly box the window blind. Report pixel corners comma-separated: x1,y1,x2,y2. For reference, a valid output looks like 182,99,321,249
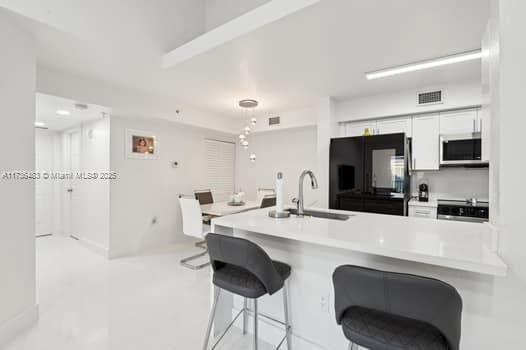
205,139,236,202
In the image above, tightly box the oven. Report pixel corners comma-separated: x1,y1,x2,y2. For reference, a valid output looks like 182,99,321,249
437,200,489,223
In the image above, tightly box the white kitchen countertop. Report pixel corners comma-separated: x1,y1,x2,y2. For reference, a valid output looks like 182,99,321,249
408,199,438,207
212,207,507,277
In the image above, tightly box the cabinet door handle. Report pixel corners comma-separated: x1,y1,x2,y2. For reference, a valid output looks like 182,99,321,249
479,119,483,133
413,158,416,170
415,210,430,215
473,119,476,132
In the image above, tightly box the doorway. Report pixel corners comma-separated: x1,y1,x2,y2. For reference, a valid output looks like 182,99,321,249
34,93,111,254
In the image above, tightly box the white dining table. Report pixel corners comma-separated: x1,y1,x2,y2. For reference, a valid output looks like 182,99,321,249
200,199,261,217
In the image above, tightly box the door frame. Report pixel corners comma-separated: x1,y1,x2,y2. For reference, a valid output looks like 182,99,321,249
62,128,81,239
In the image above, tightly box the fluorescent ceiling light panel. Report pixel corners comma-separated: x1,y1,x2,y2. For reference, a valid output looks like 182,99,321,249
161,0,321,69
366,49,483,80
56,109,71,116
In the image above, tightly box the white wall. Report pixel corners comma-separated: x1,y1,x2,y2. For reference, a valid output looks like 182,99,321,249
109,117,235,257
484,1,501,225
236,126,318,206
247,107,317,134
411,168,489,201
0,10,38,345
35,129,60,236
74,118,111,253
316,97,338,208
335,80,482,122
484,0,526,347
36,67,240,134
204,0,270,31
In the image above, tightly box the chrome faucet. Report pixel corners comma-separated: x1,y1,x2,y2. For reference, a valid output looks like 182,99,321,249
293,170,318,217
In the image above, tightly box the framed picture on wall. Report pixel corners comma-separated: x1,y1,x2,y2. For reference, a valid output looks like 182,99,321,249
126,129,159,159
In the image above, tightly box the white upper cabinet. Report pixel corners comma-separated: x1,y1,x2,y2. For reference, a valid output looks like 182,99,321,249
345,120,378,137
412,114,440,170
377,117,412,137
439,109,478,135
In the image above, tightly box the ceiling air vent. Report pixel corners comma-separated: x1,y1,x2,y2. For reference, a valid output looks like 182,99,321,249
417,90,443,106
269,116,281,126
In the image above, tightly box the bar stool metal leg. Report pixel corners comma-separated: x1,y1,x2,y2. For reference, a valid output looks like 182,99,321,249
243,298,248,335
283,282,292,349
202,287,221,350
253,299,259,350
349,342,359,350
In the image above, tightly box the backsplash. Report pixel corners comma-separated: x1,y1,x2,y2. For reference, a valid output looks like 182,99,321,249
411,168,489,201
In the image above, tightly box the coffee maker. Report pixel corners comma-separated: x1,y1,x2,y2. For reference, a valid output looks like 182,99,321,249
419,183,429,202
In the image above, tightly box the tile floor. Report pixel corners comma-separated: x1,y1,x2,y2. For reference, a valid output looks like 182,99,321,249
3,236,272,350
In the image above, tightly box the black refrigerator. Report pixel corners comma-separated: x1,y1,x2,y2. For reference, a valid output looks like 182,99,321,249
329,133,411,216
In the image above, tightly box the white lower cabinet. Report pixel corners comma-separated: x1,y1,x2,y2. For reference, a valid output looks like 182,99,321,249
409,205,437,219
412,114,440,170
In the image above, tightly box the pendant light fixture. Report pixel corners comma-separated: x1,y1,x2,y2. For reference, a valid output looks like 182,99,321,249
239,99,258,162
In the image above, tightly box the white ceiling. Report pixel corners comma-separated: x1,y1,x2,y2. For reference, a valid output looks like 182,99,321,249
36,93,110,131
3,0,489,120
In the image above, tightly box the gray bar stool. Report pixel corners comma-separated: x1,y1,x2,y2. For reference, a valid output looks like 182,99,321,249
203,233,292,350
333,265,462,350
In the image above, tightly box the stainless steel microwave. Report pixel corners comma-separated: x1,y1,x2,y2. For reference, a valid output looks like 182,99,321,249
440,133,487,166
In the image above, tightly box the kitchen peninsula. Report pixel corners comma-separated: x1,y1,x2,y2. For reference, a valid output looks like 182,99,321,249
211,207,506,349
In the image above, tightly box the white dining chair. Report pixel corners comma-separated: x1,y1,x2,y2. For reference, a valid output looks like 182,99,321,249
178,195,210,270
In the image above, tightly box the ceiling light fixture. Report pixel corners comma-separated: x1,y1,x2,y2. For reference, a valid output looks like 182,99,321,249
365,49,482,80
56,109,71,116
238,99,259,158
74,103,89,111
239,99,258,109
34,121,47,129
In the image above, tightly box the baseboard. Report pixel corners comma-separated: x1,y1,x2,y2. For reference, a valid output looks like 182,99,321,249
77,237,110,258
0,304,39,347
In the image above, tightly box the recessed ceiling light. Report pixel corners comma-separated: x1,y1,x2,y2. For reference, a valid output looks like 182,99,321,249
365,49,483,80
239,99,258,109
56,109,71,116
34,121,47,128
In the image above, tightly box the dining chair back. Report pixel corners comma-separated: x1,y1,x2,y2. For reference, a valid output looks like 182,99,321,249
178,196,210,270
195,189,214,205
260,195,277,208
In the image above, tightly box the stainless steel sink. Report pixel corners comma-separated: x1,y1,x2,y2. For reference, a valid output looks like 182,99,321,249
286,208,351,221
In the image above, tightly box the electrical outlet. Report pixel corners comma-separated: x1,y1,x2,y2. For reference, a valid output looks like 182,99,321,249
320,293,330,314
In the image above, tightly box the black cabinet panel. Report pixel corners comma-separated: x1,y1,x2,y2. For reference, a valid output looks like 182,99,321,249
329,137,365,209
363,199,404,216
338,197,363,211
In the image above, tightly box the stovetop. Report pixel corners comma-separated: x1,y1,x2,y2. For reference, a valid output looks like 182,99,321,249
437,199,489,208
